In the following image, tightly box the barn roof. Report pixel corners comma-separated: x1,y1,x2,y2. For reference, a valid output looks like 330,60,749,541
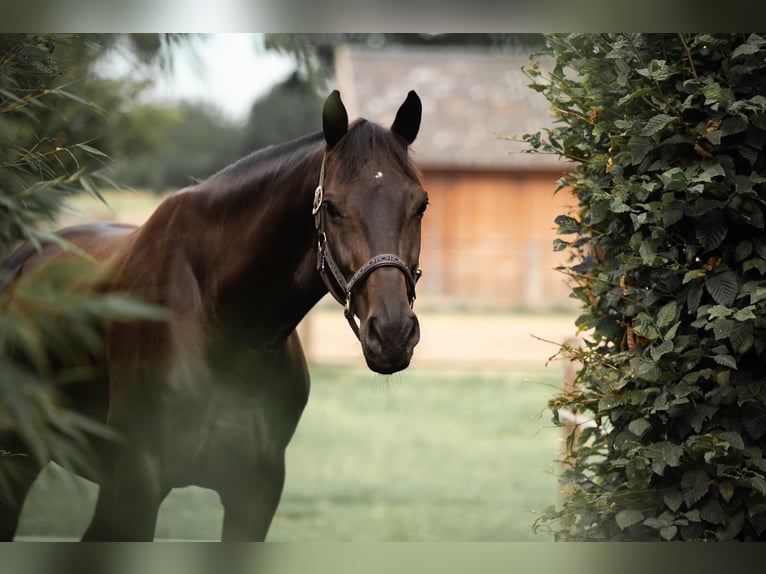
334,45,568,171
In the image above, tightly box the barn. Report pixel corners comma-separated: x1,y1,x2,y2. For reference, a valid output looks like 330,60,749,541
333,44,576,311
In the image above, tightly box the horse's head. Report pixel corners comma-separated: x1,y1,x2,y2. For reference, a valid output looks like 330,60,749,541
314,90,427,374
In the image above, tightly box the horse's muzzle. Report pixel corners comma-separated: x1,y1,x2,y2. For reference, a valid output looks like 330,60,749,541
360,309,420,374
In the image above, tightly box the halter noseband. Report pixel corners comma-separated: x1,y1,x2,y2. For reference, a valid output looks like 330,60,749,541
313,152,422,339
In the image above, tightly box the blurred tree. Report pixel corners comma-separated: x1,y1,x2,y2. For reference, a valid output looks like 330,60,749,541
264,33,546,89
238,72,323,156
109,101,241,193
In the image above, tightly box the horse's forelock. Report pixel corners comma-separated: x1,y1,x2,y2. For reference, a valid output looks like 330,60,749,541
327,119,419,185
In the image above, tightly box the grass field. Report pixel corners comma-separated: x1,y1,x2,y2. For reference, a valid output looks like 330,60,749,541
15,364,563,541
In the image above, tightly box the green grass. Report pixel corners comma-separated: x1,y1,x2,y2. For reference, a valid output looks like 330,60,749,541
16,365,563,541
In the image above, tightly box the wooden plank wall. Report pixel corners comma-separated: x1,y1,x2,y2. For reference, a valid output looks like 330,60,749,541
418,168,578,311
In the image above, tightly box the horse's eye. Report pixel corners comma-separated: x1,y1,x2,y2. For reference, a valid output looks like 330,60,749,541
324,201,340,218
416,200,429,219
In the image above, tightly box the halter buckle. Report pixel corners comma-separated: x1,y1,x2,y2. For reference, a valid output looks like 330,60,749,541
312,185,323,215
344,292,352,317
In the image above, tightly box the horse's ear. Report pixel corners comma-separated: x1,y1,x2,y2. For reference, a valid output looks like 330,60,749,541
391,90,421,146
322,90,348,148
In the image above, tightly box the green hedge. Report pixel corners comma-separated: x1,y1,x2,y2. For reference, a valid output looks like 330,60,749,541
525,34,766,540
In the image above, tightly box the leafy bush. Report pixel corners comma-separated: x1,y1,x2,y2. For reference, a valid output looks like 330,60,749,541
0,34,164,500
524,34,766,540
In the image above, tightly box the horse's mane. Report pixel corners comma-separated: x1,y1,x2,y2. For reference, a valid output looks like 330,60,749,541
207,130,325,187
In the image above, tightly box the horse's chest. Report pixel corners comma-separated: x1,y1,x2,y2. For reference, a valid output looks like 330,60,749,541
161,372,307,486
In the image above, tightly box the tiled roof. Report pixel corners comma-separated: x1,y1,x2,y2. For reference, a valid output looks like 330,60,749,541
335,45,568,171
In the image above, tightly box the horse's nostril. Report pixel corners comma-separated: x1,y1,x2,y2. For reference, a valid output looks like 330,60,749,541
407,315,420,348
361,312,419,374
365,316,385,354
364,313,419,352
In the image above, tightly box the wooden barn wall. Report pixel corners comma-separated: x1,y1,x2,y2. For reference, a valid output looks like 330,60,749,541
418,168,577,311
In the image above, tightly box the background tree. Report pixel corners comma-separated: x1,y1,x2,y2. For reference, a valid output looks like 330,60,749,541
108,101,241,193
525,33,766,541
237,72,323,156
264,33,546,91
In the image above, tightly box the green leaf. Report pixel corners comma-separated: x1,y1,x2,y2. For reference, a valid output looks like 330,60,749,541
656,300,677,328
708,305,734,320
729,324,754,354
665,320,681,341
683,270,704,284
715,430,745,451
696,216,728,251
555,214,579,234
86,295,168,322
663,487,684,512
703,82,735,108
660,524,678,540
616,509,645,530
700,498,727,525
720,115,749,137
629,418,652,437
732,42,761,59
705,271,738,306
630,357,662,382
660,525,678,540
688,282,705,314
639,241,657,265
733,305,756,321
735,240,754,262
74,142,112,160
650,339,674,361
641,113,676,137
630,138,653,165
693,162,726,183
689,404,718,433
663,441,685,466
748,476,766,497
637,59,676,81
633,313,660,341
743,258,766,275
681,469,710,507
659,167,687,191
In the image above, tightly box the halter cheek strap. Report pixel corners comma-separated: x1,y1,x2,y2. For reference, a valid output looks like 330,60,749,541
313,152,422,340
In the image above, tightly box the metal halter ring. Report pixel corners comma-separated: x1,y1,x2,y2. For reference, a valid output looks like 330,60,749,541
312,185,323,215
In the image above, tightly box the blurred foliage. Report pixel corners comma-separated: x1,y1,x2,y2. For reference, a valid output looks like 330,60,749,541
107,71,321,193
0,34,170,504
237,72,323,157
109,101,242,192
524,33,766,540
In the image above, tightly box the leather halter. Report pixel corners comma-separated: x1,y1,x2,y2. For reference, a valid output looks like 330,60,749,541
313,152,422,339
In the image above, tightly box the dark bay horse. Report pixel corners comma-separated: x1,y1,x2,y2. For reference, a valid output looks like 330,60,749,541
0,90,427,541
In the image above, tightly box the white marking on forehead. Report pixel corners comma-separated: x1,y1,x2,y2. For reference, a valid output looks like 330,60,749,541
374,171,384,180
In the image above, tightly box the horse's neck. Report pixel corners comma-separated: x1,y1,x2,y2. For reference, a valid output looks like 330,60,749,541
179,142,327,345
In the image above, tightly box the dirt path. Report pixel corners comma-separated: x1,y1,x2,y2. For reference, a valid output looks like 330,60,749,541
298,307,579,370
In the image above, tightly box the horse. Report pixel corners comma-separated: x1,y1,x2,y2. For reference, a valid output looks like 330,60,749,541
0,90,427,541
